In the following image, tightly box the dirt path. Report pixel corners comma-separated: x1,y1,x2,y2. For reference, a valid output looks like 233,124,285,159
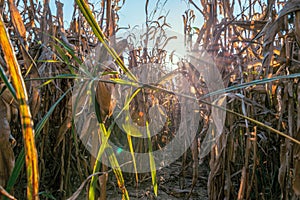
107,161,209,199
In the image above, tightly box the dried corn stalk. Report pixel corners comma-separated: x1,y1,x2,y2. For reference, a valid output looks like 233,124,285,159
0,88,16,187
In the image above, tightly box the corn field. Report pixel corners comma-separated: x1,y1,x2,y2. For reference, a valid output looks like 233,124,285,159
0,0,300,199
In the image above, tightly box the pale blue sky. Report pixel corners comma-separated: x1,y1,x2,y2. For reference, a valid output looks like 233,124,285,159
49,0,203,34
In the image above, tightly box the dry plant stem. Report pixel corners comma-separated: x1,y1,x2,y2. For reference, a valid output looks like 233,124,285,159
106,0,111,37
2,0,300,199
180,151,187,189
0,73,18,185
186,138,199,199
67,161,132,200
247,126,258,199
238,64,250,200
286,81,294,199
0,97,15,188
59,135,65,195
293,129,300,196
0,185,16,200
0,14,39,200
8,0,41,119
99,165,108,200
238,135,250,200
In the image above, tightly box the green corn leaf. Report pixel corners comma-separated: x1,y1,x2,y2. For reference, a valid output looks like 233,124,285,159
122,91,139,182
126,134,139,183
6,87,72,193
0,65,17,100
75,0,137,82
89,123,110,200
50,35,82,66
106,145,129,200
146,121,157,196
201,73,300,100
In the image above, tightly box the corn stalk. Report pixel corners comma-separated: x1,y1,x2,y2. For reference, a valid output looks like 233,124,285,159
0,14,39,200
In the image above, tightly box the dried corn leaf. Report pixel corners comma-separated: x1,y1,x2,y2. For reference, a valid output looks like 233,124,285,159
8,0,27,42
293,141,300,196
295,11,300,46
0,98,14,187
278,143,287,194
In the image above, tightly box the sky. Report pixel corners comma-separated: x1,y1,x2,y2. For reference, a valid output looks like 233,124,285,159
49,0,203,34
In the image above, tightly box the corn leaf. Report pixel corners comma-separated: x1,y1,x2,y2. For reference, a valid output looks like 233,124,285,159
6,88,72,194
0,65,17,100
105,145,129,200
89,123,109,200
75,0,137,82
146,121,157,196
0,14,39,200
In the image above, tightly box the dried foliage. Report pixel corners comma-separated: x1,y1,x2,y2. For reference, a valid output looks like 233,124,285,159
0,0,300,199
184,0,300,199
0,87,16,188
